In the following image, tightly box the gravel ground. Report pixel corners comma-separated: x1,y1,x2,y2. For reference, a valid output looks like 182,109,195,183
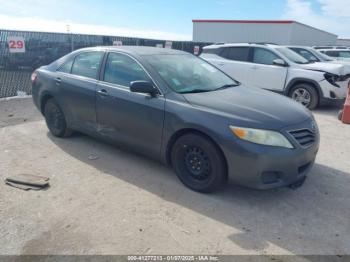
0,97,349,255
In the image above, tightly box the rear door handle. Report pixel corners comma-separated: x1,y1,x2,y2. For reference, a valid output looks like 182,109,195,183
55,77,62,85
97,89,109,97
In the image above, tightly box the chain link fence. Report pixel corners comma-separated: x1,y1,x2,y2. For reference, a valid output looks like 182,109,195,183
0,29,211,98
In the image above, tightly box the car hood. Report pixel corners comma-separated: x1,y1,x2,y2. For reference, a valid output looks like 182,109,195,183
299,62,348,75
328,60,350,67
183,86,312,130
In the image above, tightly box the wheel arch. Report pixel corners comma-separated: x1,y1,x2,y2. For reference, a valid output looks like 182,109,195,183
40,93,54,114
165,128,228,176
285,78,323,102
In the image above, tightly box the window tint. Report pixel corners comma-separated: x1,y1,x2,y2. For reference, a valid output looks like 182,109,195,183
104,53,151,87
324,51,339,57
220,47,249,62
338,51,350,58
202,48,222,55
253,48,280,65
57,59,73,73
71,52,103,79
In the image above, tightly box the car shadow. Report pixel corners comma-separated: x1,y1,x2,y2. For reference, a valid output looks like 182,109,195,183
48,132,350,255
313,104,342,118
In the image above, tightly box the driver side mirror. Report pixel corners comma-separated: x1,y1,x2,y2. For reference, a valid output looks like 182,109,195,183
273,59,288,67
130,81,158,96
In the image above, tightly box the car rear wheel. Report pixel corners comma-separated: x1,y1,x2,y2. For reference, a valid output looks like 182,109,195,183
171,133,227,193
289,84,319,110
44,98,72,137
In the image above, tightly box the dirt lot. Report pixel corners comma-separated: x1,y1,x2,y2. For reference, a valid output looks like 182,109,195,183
0,97,349,255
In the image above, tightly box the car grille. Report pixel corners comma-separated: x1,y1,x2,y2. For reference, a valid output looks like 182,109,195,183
289,129,316,147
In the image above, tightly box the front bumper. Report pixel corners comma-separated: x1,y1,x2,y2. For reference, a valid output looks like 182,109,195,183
319,78,349,101
220,119,320,190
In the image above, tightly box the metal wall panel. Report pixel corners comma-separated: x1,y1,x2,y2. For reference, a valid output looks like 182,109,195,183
193,22,292,44
336,39,350,47
289,23,337,46
193,21,337,46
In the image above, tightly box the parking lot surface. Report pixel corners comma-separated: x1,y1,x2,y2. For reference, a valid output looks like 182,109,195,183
0,97,349,255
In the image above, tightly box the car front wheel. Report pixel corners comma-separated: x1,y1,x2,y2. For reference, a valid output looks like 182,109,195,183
289,84,319,110
44,98,72,137
171,133,227,193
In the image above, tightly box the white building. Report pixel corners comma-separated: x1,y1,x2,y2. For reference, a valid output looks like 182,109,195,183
193,20,337,46
336,38,350,47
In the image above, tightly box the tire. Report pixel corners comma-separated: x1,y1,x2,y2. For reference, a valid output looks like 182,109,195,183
289,84,319,110
44,98,73,138
171,133,227,193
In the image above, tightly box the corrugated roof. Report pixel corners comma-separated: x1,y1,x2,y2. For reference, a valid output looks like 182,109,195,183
192,20,294,24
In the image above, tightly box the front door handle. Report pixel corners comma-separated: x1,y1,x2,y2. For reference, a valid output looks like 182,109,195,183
55,77,62,85
97,89,109,96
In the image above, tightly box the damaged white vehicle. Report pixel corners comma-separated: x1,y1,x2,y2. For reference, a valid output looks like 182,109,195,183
201,43,350,109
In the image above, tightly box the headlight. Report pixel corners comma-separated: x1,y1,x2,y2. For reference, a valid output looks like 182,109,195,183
324,73,340,87
230,126,294,149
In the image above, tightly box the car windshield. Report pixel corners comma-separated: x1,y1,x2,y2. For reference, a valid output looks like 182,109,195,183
145,54,239,94
277,47,311,64
290,48,320,62
316,51,334,61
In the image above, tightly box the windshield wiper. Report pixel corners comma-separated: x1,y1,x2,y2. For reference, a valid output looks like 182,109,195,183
179,83,239,94
179,89,211,94
214,83,239,91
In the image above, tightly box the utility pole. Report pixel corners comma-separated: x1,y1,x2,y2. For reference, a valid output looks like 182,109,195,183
66,24,74,52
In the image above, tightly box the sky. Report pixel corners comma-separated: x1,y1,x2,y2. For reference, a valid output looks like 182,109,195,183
0,0,349,40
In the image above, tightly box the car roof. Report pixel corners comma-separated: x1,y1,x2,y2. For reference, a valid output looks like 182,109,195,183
76,46,188,55
318,49,350,52
203,43,280,49
287,46,312,49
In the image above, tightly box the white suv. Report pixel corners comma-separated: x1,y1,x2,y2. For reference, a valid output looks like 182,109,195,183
318,49,350,62
201,43,350,109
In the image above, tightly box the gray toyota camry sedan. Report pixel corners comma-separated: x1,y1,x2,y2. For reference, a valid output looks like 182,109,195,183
32,46,320,193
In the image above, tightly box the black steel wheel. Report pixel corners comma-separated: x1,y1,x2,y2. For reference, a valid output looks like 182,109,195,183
171,133,227,193
44,98,72,137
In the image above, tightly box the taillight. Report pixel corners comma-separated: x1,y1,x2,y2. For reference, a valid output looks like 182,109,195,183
31,71,38,83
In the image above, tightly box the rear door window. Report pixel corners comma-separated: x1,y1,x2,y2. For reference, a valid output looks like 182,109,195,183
57,59,73,73
220,47,249,62
252,48,280,65
71,52,104,79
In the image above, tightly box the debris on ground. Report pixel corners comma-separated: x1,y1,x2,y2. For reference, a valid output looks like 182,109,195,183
5,174,50,191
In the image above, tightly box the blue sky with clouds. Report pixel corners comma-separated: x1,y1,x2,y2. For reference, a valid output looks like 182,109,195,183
0,0,349,39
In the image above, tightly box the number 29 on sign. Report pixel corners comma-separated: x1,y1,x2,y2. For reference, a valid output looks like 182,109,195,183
7,37,26,53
